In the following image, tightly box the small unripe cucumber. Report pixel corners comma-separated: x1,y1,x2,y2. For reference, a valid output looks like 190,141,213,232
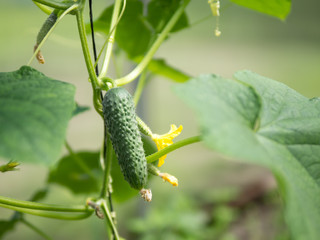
36,11,58,45
102,88,147,190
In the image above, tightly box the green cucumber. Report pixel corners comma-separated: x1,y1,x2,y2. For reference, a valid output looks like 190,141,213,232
36,11,58,45
102,87,147,190
34,10,59,64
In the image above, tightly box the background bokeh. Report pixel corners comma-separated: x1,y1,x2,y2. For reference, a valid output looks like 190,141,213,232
0,0,319,239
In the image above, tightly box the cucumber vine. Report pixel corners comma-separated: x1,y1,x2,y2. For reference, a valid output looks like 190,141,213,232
1,1,318,240
1,0,195,238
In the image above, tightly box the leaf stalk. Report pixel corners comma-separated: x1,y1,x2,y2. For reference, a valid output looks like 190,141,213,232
146,135,201,163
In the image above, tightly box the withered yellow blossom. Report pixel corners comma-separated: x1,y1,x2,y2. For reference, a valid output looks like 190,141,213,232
159,173,178,187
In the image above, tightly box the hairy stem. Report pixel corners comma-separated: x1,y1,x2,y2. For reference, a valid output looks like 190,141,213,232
100,200,120,240
99,0,123,78
100,135,114,198
0,195,90,212
94,0,126,75
115,0,190,86
146,136,201,163
0,203,93,220
75,9,103,117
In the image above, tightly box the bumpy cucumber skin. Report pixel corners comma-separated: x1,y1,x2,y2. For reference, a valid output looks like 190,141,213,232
36,12,57,45
102,88,147,190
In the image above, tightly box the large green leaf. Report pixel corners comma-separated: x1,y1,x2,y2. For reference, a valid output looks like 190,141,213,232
230,0,291,20
0,66,75,165
174,72,320,240
48,135,157,201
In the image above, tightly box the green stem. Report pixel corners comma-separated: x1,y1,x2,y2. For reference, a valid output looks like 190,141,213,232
94,0,127,76
100,135,113,198
147,163,160,176
28,4,78,66
65,142,98,181
115,0,190,86
99,0,123,78
0,195,90,212
133,69,149,106
32,0,72,10
75,9,104,117
100,200,120,240
75,10,98,85
136,116,153,137
0,203,93,220
146,136,201,163
21,219,53,240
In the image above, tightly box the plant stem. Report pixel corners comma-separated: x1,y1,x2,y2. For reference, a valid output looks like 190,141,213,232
21,218,53,240
94,0,126,74
99,0,123,78
100,200,120,240
115,0,190,86
0,203,93,220
75,9,104,117
146,136,201,163
0,195,90,212
133,69,148,106
32,0,72,10
75,10,99,87
100,135,113,198
28,4,78,66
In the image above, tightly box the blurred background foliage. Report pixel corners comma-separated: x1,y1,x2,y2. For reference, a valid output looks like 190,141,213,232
0,0,319,239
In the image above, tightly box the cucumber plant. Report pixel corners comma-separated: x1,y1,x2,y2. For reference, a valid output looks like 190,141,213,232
1,0,319,239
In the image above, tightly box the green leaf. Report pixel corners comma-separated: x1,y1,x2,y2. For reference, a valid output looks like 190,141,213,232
174,72,320,240
92,0,152,58
48,136,156,200
230,0,291,20
0,66,76,165
133,57,191,83
48,152,102,194
147,0,189,33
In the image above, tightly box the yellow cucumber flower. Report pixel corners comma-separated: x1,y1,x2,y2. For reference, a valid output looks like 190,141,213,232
152,124,183,167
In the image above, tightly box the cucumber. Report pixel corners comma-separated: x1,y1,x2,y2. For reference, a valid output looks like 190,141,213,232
34,10,59,64
102,88,147,190
36,11,58,45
